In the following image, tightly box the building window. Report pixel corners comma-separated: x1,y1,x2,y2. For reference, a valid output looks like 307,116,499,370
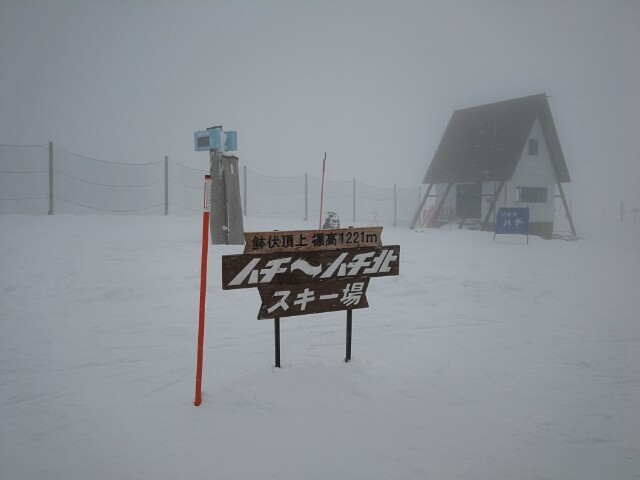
516,186,547,203
528,138,539,156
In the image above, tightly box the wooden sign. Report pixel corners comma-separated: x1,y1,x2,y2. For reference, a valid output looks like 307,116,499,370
243,226,383,254
221,226,400,365
222,245,400,290
257,279,370,319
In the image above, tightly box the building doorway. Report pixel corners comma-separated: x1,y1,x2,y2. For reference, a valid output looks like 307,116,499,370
456,183,482,219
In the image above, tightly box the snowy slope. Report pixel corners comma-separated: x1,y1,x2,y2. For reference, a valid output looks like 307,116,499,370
1,214,639,480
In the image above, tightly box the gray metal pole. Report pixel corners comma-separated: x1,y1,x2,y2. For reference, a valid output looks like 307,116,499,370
352,178,356,223
304,173,308,221
393,184,397,227
48,141,53,215
164,156,169,215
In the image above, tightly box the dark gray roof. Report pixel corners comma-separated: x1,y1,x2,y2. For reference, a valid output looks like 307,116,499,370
423,93,570,184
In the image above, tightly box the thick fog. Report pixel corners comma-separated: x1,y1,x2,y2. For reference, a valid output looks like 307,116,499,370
1,0,639,221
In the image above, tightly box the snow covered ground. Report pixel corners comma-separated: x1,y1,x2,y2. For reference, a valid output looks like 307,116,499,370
1,214,639,479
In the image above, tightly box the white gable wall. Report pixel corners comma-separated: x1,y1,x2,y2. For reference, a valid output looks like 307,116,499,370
504,117,556,223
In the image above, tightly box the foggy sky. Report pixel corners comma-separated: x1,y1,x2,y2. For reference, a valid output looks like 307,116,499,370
1,0,639,220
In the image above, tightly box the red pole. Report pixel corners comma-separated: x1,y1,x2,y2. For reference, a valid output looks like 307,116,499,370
195,175,211,407
318,152,326,228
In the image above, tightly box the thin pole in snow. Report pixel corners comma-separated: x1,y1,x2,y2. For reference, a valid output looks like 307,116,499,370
304,173,308,221
164,156,169,216
318,152,326,228
352,178,356,223
48,142,54,215
194,175,212,407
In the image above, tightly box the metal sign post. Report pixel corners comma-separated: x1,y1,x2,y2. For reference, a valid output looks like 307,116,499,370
345,309,353,362
274,318,281,368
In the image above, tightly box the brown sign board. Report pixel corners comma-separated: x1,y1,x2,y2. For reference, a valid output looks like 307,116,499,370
222,245,400,290
243,226,383,254
257,279,370,319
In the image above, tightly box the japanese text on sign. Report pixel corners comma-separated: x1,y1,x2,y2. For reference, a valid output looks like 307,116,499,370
222,245,400,290
495,208,529,235
257,279,371,319
243,227,383,254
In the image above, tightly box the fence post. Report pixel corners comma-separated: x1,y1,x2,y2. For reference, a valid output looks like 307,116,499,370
304,173,308,221
394,183,397,227
243,165,247,216
48,141,54,215
164,156,169,215
352,178,356,223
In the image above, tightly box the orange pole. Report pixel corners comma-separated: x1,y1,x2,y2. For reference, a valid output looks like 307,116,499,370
195,176,211,407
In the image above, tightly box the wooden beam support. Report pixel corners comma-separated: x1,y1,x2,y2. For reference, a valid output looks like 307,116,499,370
481,180,505,231
556,182,577,237
425,183,453,228
410,183,434,230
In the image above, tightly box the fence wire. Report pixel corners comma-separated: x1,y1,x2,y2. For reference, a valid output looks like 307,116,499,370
0,144,49,214
1,143,421,224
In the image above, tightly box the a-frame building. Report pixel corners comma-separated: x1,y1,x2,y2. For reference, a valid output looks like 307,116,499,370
411,93,576,239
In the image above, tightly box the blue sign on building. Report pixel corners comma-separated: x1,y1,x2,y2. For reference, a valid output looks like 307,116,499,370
495,207,529,240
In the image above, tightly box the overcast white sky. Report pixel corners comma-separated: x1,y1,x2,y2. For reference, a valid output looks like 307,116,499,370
1,0,639,218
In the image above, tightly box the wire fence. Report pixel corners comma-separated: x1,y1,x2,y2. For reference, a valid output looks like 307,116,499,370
0,142,422,226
